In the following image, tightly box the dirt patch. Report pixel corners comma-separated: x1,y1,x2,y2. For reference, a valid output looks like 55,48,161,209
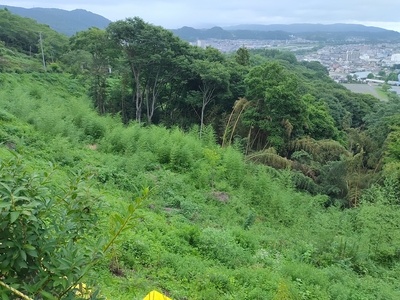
211,191,230,203
87,144,97,150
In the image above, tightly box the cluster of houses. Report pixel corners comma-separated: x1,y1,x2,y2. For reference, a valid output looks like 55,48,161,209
300,43,400,84
196,38,400,93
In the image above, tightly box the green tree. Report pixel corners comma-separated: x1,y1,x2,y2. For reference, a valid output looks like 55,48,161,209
70,28,113,114
243,61,307,151
193,59,230,137
387,72,399,82
300,60,329,76
107,17,154,123
302,94,339,140
235,46,250,66
141,28,190,124
107,17,191,124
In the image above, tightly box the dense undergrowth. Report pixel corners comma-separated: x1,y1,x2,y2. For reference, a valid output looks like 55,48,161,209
1,72,400,299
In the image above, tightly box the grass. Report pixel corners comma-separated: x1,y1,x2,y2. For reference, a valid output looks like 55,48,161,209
0,43,44,72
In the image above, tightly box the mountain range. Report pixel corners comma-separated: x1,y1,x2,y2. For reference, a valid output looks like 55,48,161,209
1,5,399,42
223,23,394,33
172,24,400,42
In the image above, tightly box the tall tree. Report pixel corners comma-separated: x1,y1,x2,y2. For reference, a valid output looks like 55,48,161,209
70,28,112,114
107,17,191,124
243,61,307,152
107,17,151,123
235,46,250,66
141,28,190,124
193,59,230,137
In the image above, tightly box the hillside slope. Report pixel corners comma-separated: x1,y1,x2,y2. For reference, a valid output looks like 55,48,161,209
1,71,400,299
1,12,400,297
0,5,111,36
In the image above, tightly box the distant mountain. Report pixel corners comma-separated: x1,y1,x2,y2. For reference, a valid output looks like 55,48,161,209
171,26,291,42
172,23,400,43
223,23,394,33
0,6,111,36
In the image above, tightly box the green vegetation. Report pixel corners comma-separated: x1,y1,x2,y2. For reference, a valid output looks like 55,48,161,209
1,10,400,299
0,9,68,63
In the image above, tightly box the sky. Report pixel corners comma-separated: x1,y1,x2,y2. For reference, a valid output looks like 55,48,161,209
1,0,400,32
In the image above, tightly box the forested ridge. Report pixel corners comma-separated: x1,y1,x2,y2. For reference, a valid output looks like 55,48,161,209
1,9,400,299
171,24,400,43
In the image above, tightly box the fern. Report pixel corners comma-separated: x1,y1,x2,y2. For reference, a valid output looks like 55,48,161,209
201,124,217,146
221,146,245,187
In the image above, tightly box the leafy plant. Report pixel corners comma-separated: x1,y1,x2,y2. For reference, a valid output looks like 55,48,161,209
0,153,149,299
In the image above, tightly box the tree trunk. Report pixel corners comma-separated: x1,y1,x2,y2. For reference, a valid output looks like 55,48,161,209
199,84,215,138
131,66,142,124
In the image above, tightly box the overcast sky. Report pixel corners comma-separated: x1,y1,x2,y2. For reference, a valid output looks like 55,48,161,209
2,0,400,31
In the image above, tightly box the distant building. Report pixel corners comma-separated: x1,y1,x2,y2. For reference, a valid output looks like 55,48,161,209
353,71,371,80
345,50,360,62
391,53,400,63
366,78,385,84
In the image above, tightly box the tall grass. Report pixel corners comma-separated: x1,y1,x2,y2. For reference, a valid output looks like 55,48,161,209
0,73,117,145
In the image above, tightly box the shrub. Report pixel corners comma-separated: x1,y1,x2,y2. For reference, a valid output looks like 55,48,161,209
221,146,245,187
197,227,253,268
0,156,101,299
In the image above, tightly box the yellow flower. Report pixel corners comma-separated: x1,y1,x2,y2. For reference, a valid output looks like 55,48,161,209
75,283,92,299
